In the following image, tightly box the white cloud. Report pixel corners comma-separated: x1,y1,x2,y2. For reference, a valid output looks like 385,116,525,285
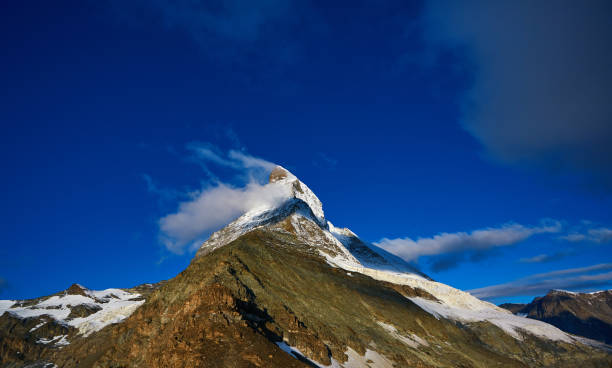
375,220,561,263
156,145,288,253
159,181,290,253
469,263,612,300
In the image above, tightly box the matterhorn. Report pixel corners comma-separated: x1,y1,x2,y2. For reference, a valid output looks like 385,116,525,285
1,167,610,367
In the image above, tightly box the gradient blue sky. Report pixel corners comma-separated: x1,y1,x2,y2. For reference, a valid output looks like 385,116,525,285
1,0,611,304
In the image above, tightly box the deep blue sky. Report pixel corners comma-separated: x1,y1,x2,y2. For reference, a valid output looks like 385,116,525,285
1,0,611,304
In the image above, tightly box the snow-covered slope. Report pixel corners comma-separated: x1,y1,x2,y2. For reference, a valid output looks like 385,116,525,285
195,166,584,345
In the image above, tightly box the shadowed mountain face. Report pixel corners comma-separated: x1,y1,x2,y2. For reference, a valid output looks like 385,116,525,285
500,290,612,344
1,167,611,367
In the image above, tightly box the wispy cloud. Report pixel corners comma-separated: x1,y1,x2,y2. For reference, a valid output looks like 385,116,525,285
519,250,569,264
588,228,612,243
469,263,612,300
422,1,612,184
558,233,587,242
559,226,612,243
156,145,289,253
312,152,338,170
375,220,561,269
187,143,277,181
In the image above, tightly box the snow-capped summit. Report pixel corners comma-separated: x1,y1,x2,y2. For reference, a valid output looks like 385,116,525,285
268,165,294,183
195,165,331,258
268,165,325,225
194,165,423,278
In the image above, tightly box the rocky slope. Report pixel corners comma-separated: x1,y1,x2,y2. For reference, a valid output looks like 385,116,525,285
1,166,611,367
500,289,612,344
0,282,162,367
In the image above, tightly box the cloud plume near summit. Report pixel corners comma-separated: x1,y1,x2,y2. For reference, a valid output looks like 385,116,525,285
157,146,288,254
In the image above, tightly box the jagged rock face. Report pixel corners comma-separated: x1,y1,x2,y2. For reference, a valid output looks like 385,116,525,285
500,290,612,344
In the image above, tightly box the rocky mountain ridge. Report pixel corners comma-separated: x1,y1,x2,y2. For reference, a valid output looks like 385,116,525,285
1,166,611,367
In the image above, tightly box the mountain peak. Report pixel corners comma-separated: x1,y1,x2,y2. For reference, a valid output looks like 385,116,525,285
268,165,325,225
269,165,295,183
65,283,89,296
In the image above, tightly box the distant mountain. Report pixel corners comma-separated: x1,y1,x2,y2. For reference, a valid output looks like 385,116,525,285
500,289,612,344
1,166,610,367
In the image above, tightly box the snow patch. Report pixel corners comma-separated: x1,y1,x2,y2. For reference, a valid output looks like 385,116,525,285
29,321,47,332
377,321,428,348
276,341,324,367
588,290,609,295
551,289,577,295
276,341,395,368
1,287,144,337
55,335,70,346
37,334,69,347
